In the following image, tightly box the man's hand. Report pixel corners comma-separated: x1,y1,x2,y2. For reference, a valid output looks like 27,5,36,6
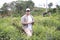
27,21,32,24
22,21,34,24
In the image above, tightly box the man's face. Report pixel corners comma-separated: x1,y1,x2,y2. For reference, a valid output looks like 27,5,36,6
26,10,30,15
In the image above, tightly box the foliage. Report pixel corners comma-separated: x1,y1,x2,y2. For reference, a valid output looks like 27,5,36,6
0,13,60,40
1,0,34,17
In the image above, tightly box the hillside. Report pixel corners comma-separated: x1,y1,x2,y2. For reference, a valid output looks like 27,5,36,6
0,13,60,40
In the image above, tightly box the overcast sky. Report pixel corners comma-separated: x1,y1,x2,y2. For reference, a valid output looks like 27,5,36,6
0,0,60,8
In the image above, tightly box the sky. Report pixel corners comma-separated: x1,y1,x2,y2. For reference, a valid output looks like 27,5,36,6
0,0,60,8
32,0,60,8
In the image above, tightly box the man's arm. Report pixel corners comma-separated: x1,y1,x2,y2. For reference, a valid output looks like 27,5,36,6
21,15,34,25
21,17,28,25
31,16,34,25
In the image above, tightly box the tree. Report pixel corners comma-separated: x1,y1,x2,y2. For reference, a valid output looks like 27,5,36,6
48,3,53,12
15,0,34,16
56,5,60,14
1,0,34,17
48,3,53,8
1,3,8,16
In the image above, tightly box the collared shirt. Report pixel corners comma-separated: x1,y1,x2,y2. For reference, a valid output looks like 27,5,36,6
27,15,32,30
21,14,34,30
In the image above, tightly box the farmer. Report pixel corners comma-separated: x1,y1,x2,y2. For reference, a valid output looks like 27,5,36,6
21,8,34,37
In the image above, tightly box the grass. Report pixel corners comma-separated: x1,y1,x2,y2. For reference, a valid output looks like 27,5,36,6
0,14,60,40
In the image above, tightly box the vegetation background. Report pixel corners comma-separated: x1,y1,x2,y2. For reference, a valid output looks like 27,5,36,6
0,0,60,40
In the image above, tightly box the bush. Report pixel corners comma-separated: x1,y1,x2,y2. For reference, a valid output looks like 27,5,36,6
0,14,60,40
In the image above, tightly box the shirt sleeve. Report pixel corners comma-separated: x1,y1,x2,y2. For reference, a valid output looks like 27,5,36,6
31,16,34,22
21,16,24,24
31,15,34,25
21,16,27,24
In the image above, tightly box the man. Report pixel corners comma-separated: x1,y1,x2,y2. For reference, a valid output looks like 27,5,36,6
21,8,34,37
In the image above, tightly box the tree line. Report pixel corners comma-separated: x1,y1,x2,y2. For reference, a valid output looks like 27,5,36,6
0,0,60,17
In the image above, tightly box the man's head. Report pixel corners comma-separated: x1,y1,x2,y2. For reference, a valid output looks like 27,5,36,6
26,8,30,15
